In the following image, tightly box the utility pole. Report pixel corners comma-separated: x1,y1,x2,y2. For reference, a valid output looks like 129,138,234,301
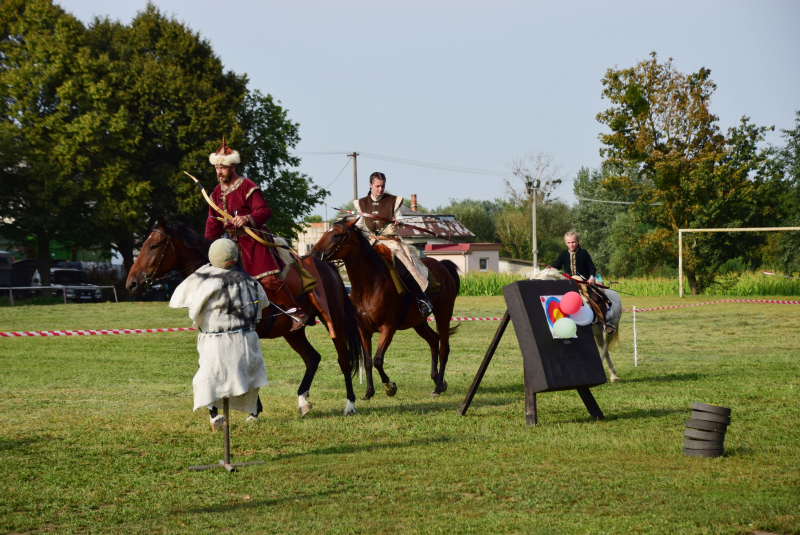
348,152,359,201
526,179,539,274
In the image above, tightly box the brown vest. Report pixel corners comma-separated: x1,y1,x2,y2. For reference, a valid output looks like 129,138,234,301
358,194,398,234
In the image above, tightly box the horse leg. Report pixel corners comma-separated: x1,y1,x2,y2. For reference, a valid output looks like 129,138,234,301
374,326,397,396
283,330,322,416
331,335,357,415
412,322,447,396
362,334,376,401
593,326,618,383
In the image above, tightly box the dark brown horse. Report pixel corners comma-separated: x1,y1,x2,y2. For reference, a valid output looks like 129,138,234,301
126,216,363,415
309,217,460,399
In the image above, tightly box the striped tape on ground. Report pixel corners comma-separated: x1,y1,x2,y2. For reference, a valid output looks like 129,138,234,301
2,300,797,338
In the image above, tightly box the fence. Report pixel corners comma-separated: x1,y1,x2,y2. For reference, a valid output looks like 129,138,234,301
4,285,119,306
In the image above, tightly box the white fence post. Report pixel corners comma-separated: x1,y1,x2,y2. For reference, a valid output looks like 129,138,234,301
633,305,638,366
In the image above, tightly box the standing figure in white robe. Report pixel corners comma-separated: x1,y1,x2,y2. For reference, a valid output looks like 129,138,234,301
169,238,269,431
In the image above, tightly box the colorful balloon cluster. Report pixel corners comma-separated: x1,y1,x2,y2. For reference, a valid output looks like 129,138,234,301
549,291,594,338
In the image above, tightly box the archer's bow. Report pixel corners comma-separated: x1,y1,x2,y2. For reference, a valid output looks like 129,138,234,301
184,170,289,251
538,263,613,290
334,207,454,242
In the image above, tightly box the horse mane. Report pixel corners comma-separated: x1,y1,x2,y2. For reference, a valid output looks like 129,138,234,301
156,221,212,259
335,217,391,281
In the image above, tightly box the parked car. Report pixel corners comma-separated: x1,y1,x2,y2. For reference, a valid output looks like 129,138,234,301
33,268,104,302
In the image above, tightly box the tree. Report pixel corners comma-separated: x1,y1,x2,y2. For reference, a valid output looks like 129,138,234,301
435,198,504,243
597,53,788,293
769,110,800,273
0,0,101,286
506,151,565,205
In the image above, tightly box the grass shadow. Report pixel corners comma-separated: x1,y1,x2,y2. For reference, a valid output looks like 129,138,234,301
178,490,339,514
603,407,686,422
617,372,706,384
273,436,454,461
0,436,41,451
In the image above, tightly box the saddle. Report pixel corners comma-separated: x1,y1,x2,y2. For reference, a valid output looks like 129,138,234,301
373,242,442,296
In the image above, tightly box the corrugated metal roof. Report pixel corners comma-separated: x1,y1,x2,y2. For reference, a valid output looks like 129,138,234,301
396,205,474,240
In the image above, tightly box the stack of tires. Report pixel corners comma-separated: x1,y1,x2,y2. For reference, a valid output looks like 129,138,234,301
684,401,731,458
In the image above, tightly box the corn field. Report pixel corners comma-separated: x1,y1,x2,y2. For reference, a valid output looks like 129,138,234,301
458,271,800,297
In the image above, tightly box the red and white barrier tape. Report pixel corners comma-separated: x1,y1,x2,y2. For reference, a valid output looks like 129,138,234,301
0,327,195,338
2,300,797,338
622,299,800,313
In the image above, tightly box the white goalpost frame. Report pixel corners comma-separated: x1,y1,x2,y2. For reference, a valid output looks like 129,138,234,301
678,227,800,297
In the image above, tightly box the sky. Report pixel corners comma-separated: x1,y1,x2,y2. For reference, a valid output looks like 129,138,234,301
59,0,800,218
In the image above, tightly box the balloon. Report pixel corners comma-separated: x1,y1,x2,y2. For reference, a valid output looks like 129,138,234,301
553,317,577,338
570,304,594,326
560,291,582,315
552,309,564,321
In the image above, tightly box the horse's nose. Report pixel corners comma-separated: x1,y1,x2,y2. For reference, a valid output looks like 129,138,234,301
127,279,139,295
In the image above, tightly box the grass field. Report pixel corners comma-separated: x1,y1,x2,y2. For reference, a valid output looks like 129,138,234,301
1,295,799,534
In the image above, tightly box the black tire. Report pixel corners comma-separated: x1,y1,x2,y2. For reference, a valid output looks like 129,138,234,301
690,410,731,425
684,438,725,450
684,428,725,442
684,447,723,458
686,418,728,434
691,401,731,416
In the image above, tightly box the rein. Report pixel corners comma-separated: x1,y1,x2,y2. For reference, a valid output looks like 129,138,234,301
141,228,205,290
321,222,372,264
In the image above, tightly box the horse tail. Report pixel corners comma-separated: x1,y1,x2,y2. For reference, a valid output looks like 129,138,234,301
448,322,462,337
440,259,461,295
326,260,363,378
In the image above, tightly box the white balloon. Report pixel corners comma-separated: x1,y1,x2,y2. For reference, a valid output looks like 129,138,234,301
570,304,594,326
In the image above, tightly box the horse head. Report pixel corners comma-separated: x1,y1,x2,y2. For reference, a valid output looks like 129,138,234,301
308,216,361,262
126,215,178,295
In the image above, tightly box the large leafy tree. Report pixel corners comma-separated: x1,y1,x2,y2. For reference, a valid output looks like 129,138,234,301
597,53,787,293
0,0,110,286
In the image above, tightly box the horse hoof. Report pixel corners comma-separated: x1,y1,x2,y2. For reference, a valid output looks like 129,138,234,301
441,380,448,393
430,391,440,397
210,414,225,432
384,382,397,397
298,402,312,417
610,376,619,383
344,399,356,416
246,415,259,424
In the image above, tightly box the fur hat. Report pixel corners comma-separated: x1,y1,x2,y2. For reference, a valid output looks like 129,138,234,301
208,137,241,167
208,238,238,269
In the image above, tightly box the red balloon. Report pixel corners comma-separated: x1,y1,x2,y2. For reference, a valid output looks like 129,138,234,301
560,292,582,315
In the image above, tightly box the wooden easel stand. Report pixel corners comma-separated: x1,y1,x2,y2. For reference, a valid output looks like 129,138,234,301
189,398,265,473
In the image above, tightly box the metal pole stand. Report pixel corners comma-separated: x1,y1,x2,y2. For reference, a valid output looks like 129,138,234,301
188,398,265,473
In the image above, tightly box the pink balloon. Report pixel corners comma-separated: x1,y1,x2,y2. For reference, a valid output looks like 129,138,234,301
560,292,582,315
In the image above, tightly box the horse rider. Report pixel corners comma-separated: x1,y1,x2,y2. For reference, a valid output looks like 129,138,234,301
353,171,433,316
552,230,615,333
204,138,307,330
170,238,269,429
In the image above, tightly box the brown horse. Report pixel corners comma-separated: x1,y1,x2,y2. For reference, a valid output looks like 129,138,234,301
126,215,363,415
309,217,461,399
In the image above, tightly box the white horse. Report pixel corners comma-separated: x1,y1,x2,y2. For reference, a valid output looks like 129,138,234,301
531,268,622,382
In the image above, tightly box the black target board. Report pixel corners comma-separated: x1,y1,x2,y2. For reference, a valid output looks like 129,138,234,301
459,279,607,425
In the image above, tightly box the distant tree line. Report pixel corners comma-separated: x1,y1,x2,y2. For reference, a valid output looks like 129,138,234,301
0,0,326,286
437,54,799,295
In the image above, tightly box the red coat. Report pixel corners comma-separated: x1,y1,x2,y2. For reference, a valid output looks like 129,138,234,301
204,177,281,279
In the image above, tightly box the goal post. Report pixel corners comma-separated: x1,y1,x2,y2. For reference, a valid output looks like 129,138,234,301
678,227,800,297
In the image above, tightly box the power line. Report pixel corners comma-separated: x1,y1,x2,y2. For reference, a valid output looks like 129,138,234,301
360,152,508,177
325,157,353,189
575,195,663,206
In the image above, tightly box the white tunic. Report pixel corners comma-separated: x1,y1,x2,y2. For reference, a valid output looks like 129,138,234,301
169,265,269,414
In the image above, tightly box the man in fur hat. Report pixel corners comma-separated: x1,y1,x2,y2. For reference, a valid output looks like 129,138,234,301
170,238,270,430
354,171,433,316
205,138,307,329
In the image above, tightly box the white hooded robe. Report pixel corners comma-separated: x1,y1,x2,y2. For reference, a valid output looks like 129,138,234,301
169,265,269,414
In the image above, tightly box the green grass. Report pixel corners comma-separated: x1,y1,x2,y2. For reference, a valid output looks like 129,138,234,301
1,297,799,534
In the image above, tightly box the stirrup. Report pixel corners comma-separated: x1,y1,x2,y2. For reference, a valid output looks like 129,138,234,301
290,311,308,331
418,299,433,317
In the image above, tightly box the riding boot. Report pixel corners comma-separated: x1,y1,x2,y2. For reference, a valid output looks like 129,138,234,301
395,260,433,317
587,293,614,334
261,274,308,332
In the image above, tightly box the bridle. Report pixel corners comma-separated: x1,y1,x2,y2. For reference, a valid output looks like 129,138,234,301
318,222,373,264
141,228,176,291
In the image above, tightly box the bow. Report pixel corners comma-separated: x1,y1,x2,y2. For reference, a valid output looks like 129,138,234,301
539,263,636,296
184,171,289,251
334,207,454,242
